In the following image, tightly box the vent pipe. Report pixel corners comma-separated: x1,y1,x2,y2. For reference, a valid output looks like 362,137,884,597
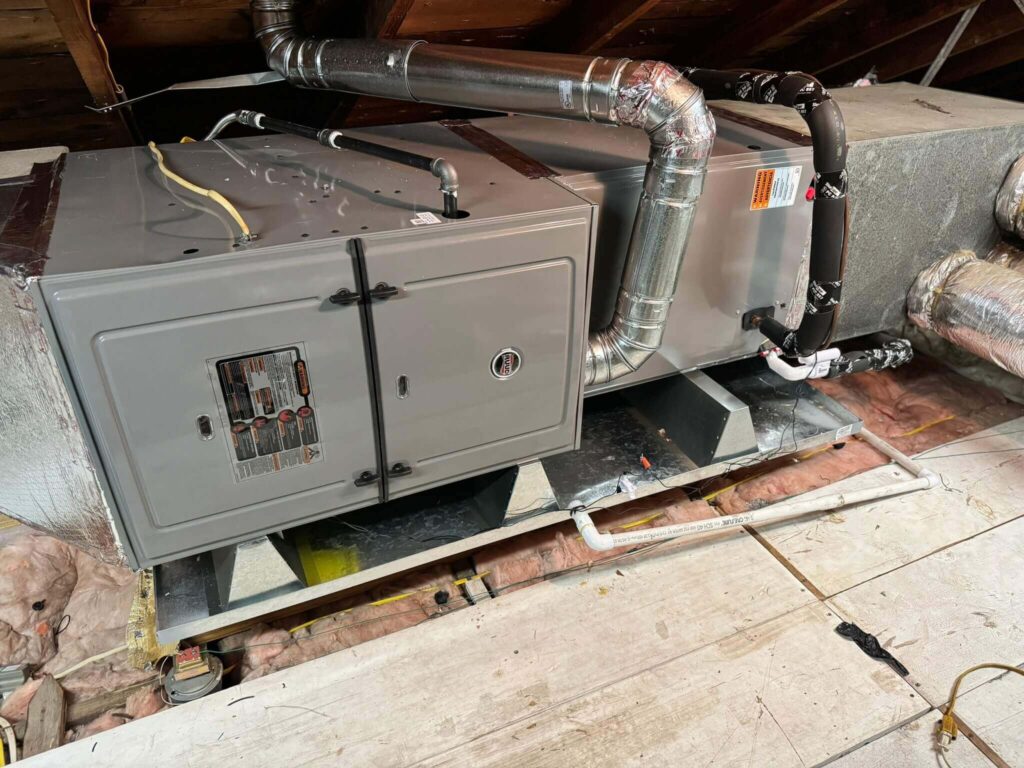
250,0,715,385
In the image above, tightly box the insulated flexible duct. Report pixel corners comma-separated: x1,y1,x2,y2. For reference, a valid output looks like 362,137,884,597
996,152,1024,239
250,0,715,385
907,250,1024,378
682,69,848,357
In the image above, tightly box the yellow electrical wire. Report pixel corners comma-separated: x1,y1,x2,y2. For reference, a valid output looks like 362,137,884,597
147,141,253,240
938,662,1024,756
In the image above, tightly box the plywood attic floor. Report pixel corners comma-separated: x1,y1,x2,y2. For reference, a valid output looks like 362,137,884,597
16,359,1024,766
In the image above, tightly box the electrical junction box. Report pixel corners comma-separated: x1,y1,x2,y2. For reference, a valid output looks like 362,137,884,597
29,114,814,568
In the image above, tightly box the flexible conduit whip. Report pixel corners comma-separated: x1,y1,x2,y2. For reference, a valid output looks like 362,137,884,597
682,70,848,357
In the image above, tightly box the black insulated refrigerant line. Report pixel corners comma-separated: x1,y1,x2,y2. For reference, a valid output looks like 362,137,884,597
206,110,462,218
682,69,848,357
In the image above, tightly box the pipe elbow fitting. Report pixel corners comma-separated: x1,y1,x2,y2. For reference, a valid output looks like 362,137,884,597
430,158,459,194
571,510,616,551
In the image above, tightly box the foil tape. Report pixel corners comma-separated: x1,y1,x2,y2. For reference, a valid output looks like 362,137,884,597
986,237,1024,275
995,153,1024,238
907,250,1024,379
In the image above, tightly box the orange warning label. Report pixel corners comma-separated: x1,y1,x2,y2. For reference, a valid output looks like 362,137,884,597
750,169,775,210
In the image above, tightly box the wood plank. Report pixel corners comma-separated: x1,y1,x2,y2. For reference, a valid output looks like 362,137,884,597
0,54,91,120
682,0,852,68
45,0,124,112
0,8,65,56
829,514,1024,707
823,0,1024,85
0,110,125,151
39,523,818,765
363,0,416,38
537,0,663,54
752,419,1024,597
830,709,994,767
954,668,1024,767
92,6,254,47
773,0,980,76
65,677,160,727
398,0,572,36
935,29,1024,85
22,675,65,758
400,605,926,766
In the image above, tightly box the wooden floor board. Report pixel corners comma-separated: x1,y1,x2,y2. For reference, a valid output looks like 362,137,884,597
752,418,1024,597
828,515,1024,709
34,527,815,766
825,709,993,767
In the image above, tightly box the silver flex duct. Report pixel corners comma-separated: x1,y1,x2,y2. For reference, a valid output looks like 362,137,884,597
908,250,1024,378
251,0,715,385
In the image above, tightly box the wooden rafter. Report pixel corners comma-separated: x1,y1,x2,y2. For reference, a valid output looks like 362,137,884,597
935,27,1024,84
775,0,981,76
42,0,134,143
823,0,1024,85
44,0,120,107
329,0,416,128
682,0,851,68
537,0,662,54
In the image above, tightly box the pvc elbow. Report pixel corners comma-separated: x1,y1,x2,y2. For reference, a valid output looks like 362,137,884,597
571,510,616,551
921,469,941,489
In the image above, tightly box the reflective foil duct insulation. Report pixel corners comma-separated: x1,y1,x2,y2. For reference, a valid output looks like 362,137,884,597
907,250,1024,378
249,0,717,385
996,152,1024,239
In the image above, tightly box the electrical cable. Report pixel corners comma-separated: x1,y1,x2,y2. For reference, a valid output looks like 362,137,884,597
0,714,16,763
147,142,253,241
937,663,1024,762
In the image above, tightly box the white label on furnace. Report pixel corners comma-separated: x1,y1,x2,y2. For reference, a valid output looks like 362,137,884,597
750,165,803,210
410,211,441,226
558,80,573,110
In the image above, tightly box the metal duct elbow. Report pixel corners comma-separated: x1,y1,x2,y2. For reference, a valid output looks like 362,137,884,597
250,1,714,385
584,62,714,384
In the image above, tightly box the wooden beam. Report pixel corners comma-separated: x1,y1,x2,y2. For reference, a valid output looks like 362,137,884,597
44,0,121,107
772,0,980,76
363,0,416,38
935,28,1024,84
823,0,1024,85
682,0,851,68
22,675,65,758
537,0,662,54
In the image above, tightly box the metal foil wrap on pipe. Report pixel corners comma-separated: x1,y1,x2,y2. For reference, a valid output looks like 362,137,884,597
995,152,1024,238
907,250,1024,378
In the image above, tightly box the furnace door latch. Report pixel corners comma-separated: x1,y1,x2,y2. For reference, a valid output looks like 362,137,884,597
388,462,413,478
328,287,361,306
369,282,400,301
353,469,380,486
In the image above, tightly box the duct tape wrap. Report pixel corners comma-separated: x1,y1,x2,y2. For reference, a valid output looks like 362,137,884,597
995,153,1024,238
907,250,1024,378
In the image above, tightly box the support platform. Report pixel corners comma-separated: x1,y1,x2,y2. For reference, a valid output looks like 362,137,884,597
154,360,860,643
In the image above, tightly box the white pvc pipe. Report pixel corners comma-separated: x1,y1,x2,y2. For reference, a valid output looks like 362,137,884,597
572,428,939,551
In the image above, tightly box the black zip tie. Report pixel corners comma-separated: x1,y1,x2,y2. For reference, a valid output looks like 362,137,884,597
835,621,909,677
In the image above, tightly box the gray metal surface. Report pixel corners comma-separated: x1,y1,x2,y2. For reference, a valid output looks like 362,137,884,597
45,125,589,274
628,369,758,467
704,84,1024,341
153,361,860,644
361,212,591,499
42,241,382,567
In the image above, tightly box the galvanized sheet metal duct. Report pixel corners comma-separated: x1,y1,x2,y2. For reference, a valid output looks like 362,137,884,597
250,0,716,385
907,250,1024,378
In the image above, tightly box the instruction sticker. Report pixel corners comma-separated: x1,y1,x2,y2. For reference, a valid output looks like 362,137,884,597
410,211,441,226
558,80,574,110
750,166,802,211
209,344,323,482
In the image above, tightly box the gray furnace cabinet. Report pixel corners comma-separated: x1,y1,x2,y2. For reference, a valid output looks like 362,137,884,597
41,210,592,566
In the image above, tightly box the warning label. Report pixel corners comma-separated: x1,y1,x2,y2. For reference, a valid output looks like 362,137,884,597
209,344,323,483
750,166,803,211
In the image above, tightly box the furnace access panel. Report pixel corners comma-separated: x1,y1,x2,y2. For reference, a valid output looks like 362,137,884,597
40,130,593,567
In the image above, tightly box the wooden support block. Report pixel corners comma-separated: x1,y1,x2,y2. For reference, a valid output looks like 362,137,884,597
22,675,65,758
